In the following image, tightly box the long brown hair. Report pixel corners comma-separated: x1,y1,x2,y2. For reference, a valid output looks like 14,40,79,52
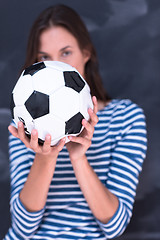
23,4,110,101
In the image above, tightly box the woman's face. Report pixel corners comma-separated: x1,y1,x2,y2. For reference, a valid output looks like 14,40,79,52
37,26,90,78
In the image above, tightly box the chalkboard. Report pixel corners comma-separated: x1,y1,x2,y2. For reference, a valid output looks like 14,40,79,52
0,0,160,239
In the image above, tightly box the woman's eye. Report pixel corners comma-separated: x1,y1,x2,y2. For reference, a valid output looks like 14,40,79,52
42,56,49,60
62,51,71,57
38,55,50,61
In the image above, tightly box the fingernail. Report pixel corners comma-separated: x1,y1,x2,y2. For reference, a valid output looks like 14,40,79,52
82,119,87,124
18,121,23,127
32,130,37,136
46,135,51,141
93,96,97,101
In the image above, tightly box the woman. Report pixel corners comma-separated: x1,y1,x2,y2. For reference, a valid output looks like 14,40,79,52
5,4,147,240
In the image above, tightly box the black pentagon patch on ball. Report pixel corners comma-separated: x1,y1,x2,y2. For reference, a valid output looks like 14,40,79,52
10,93,15,119
25,91,49,119
63,71,85,93
23,62,46,76
65,112,84,135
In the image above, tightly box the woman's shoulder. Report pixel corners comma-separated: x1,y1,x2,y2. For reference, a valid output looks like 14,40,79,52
105,98,140,108
98,98,145,122
103,98,144,113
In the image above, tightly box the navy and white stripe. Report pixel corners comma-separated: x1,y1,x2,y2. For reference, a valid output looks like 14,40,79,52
4,99,147,239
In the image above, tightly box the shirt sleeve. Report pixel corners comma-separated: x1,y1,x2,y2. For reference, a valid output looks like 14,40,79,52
97,100,147,239
8,128,45,239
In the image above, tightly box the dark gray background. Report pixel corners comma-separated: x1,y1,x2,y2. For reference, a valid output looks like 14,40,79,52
0,0,160,239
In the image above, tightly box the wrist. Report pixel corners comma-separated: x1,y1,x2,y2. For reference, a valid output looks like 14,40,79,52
34,152,57,167
71,154,88,169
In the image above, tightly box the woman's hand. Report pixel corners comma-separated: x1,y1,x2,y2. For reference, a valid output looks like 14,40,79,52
66,96,98,163
8,122,65,159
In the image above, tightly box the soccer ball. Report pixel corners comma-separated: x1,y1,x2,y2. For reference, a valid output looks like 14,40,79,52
11,61,93,146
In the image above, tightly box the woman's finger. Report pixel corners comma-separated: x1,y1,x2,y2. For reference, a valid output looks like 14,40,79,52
68,135,91,148
92,96,98,114
17,121,26,139
42,134,52,153
56,137,66,152
17,122,31,148
88,108,99,127
8,125,19,138
30,129,39,150
82,119,94,139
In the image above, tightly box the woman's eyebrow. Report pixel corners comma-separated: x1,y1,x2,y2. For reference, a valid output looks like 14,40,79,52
38,46,72,55
60,46,72,52
38,51,48,54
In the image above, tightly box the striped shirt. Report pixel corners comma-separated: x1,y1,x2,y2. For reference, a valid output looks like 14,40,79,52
4,99,147,240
